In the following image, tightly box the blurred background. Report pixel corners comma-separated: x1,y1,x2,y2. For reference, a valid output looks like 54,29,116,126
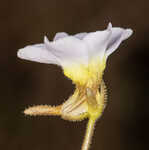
1,0,149,150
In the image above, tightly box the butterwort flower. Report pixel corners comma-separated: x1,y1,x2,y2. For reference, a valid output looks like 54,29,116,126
18,23,133,150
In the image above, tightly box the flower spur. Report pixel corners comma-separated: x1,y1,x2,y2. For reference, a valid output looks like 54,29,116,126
18,23,133,150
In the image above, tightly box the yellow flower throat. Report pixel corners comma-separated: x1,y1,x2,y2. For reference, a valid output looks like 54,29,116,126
62,58,107,121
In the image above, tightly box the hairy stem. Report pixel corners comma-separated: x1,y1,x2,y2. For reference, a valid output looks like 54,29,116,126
81,81,107,150
81,117,96,150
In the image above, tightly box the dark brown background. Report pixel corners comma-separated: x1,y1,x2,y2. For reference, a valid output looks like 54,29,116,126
1,0,149,150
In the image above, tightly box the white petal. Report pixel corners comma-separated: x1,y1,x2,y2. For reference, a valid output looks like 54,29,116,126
107,22,112,30
83,29,112,59
106,28,133,57
49,36,88,66
53,32,69,41
74,32,88,40
17,44,60,65
44,36,52,48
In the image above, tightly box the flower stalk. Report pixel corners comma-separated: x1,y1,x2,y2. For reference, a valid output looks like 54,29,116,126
81,117,96,150
81,80,107,150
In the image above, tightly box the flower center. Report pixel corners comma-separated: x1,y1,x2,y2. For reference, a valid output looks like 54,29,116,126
63,57,106,86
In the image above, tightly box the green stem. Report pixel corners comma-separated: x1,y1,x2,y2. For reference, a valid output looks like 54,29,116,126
81,80,107,150
81,117,96,150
